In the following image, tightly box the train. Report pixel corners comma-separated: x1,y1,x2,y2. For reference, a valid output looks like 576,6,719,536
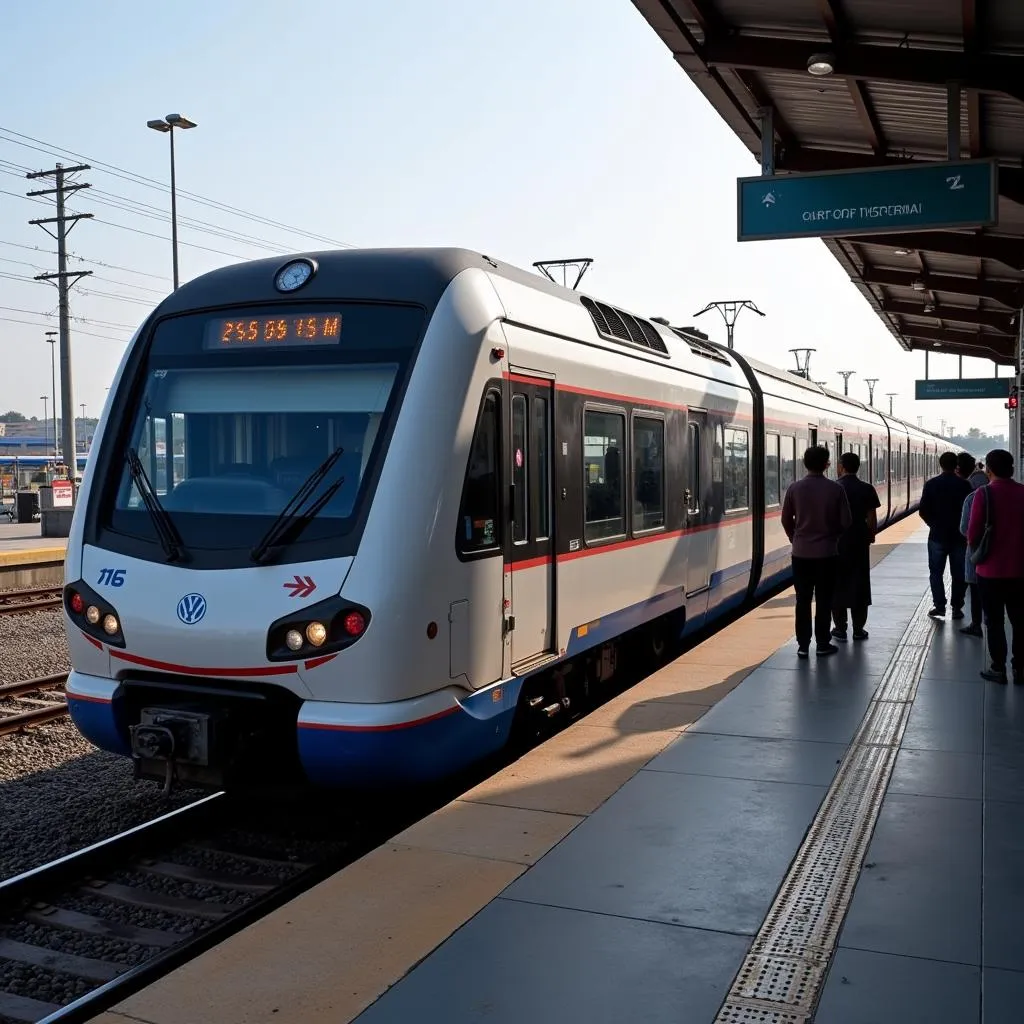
61,248,944,791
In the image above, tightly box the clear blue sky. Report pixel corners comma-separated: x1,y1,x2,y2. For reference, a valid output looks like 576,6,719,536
0,0,1010,437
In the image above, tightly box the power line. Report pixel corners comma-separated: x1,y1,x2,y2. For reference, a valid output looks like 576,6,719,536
89,215,254,261
0,125,356,249
0,311,126,343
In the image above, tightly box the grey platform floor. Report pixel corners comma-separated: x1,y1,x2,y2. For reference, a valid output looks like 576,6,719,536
355,530,1020,1024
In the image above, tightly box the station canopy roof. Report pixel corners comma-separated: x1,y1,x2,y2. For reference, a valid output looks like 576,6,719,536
631,0,1024,365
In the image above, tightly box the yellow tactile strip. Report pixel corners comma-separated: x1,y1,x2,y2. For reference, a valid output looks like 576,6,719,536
0,546,66,568
96,515,923,1024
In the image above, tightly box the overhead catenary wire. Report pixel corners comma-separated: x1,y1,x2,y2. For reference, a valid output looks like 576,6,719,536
0,125,356,249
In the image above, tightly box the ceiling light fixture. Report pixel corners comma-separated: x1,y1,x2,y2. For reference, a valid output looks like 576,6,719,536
912,279,926,292
894,248,912,256
807,53,835,76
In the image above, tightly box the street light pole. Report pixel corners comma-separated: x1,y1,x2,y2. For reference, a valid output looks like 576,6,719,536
40,395,48,464
44,330,58,462
147,114,197,290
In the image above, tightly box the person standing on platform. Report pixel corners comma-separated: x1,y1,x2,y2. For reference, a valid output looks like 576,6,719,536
782,445,852,659
969,460,988,490
918,451,972,619
957,452,985,638
967,449,1024,684
831,452,881,643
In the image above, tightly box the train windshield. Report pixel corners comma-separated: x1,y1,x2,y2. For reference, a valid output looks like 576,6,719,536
101,302,423,562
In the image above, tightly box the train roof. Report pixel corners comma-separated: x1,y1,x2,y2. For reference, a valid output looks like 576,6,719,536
160,247,948,445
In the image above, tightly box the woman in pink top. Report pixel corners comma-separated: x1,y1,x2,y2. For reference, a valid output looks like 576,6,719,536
967,448,1024,684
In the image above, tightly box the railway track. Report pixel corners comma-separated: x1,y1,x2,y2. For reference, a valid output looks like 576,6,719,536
0,789,436,1024
0,674,68,737
0,589,62,617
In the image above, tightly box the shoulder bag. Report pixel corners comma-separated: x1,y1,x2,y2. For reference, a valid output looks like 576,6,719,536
968,484,994,566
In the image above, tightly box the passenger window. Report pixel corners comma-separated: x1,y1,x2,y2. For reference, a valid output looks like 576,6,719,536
687,423,700,514
765,433,780,506
780,435,796,490
511,394,528,544
532,396,549,540
632,416,665,532
458,390,501,553
584,409,626,542
724,427,749,511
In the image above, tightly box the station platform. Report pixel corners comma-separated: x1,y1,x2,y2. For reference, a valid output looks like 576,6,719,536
92,517,1020,1024
0,525,66,585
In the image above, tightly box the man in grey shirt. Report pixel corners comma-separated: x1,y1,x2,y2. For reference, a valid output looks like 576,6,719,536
782,445,853,658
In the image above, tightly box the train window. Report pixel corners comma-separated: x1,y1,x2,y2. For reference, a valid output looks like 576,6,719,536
780,435,796,490
687,423,700,514
458,390,502,554
724,427,749,511
765,433,780,506
632,416,665,532
584,409,626,542
511,395,528,544
533,396,549,540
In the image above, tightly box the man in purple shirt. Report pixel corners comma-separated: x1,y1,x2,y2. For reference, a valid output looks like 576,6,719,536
782,445,853,658
967,448,1024,684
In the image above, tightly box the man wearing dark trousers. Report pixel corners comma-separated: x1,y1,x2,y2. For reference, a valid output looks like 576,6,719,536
831,451,881,642
782,445,852,658
919,451,972,619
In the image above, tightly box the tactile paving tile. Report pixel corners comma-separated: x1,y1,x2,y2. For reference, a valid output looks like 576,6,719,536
713,588,936,1023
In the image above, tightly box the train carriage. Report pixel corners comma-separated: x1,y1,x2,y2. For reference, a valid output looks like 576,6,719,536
61,248,945,791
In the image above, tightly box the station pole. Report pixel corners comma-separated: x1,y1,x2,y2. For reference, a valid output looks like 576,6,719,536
864,378,879,406
837,370,855,396
694,300,766,350
26,163,93,494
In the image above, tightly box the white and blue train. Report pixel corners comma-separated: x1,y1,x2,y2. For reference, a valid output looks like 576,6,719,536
62,249,943,790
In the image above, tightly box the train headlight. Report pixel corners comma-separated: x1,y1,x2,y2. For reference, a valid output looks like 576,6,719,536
63,580,127,648
266,596,372,661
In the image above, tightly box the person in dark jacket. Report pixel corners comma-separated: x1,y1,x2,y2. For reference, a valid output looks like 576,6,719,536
831,452,881,642
919,451,973,619
956,452,984,637
782,445,852,658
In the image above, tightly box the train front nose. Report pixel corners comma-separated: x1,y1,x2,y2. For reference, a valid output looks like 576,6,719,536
67,549,357,788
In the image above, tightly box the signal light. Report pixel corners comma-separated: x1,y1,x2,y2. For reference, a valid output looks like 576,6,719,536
1008,395,1019,410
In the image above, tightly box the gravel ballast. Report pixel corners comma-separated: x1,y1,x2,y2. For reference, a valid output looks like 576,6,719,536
2,607,208,881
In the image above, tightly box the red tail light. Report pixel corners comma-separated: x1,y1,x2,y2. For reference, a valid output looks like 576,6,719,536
343,611,366,637
70,592,84,614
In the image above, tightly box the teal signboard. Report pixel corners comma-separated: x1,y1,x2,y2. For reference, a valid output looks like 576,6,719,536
738,159,998,242
914,378,1010,401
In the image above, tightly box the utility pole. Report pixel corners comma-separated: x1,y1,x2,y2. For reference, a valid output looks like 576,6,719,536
864,378,879,406
837,370,855,396
694,299,765,350
45,330,58,463
27,163,92,493
887,392,898,416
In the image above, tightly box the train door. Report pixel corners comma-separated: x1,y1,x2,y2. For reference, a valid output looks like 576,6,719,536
685,411,711,596
507,376,555,670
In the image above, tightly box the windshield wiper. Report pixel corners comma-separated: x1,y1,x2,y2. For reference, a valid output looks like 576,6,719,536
250,446,346,565
126,448,187,563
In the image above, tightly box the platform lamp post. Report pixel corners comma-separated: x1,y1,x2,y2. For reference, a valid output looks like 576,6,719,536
694,300,765,350
837,370,855,396
886,392,898,416
864,378,879,406
146,114,197,290
39,395,48,474
44,330,58,462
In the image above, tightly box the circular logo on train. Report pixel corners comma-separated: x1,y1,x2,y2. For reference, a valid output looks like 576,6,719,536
176,593,207,625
